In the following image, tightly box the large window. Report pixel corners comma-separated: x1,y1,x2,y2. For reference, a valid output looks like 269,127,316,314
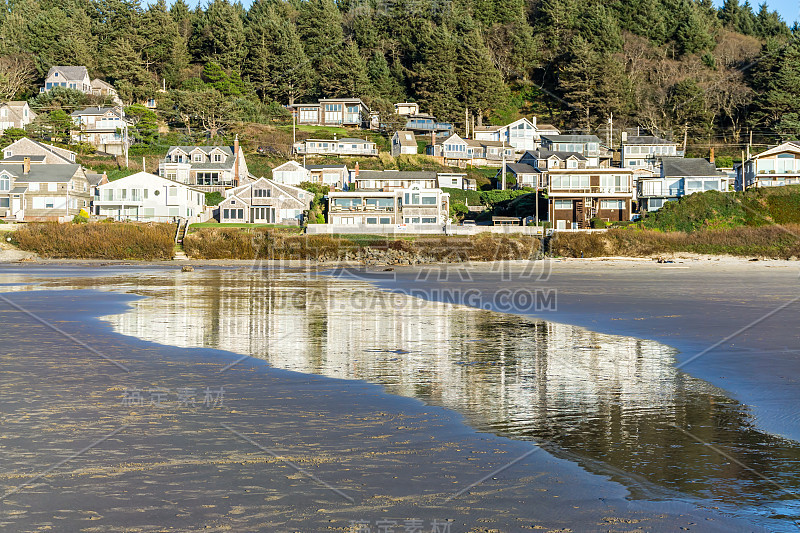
298,107,317,122
196,172,220,185
550,175,589,189
253,188,271,197
365,198,394,209
600,175,626,192
324,103,343,124
0,175,9,191
554,200,572,209
421,195,437,205
333,198,361,208
600,200,625,210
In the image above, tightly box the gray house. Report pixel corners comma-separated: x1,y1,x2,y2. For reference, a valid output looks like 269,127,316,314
0,159,91,221
218,177,313,225
42,66,91,93
1,137,77,164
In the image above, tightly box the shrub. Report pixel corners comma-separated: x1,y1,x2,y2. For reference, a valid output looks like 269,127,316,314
14,222,175,259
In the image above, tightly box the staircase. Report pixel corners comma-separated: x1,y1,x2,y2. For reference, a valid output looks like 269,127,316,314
575,200,586,229
173,219,189,260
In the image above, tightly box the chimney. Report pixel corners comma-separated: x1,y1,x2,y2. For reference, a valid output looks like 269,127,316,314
334,133,337,141
234,134,240,185
709,146,715,164
22,157,30,174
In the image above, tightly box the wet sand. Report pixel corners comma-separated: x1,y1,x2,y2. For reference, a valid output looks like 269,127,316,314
372,258,800,444
0,281,765,531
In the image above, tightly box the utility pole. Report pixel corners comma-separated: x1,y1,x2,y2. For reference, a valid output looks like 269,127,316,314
607,113,613,149
501,139,506,191
292,111,297,158
465,107,469,138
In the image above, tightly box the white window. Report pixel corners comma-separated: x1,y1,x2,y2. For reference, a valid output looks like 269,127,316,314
48,182,56,191
28,182,39,191
193,154,203,162
554,200,572,209
213,154,222,162
600,200,625,210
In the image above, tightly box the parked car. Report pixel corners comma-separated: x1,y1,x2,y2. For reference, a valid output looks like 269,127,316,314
461,220,476,226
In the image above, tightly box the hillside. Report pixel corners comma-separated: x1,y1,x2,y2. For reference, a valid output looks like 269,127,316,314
0,0,795,155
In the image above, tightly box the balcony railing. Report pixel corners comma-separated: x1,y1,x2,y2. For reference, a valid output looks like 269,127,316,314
296,146,378,156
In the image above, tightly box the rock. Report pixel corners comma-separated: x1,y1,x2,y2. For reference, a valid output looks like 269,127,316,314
181,265,194,272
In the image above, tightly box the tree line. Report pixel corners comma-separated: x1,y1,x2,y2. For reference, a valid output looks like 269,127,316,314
0,0,796,145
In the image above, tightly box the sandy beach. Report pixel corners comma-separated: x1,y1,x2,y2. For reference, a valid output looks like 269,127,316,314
1,259,796,531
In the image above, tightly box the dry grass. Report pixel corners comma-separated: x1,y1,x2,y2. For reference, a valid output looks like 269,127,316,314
14,222,176,260
183,228,541,261
550,226,800,259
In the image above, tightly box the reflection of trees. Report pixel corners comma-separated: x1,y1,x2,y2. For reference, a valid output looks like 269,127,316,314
103,270,800,510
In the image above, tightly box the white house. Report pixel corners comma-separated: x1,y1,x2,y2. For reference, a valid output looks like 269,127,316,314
71,106,129,156
95,171,207,223
391,130,418,156
737,141,800,190
473,117,540,152
271,160,310,186
0,102,35,133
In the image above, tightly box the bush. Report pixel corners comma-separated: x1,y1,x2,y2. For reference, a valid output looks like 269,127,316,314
14,222,175,259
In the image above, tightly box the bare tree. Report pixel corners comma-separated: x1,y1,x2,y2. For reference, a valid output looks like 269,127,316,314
0,54,35,99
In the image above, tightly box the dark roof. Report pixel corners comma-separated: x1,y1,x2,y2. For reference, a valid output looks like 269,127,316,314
85,172,106,186
521,149,587,161
505,163,538,174
357,170,437,180
541,135,601,143
47,65,88,80
625,135,677,145
0,163,80,182
71,106,122,117
337,137,373,143
661,157,723,178
1,155,45,163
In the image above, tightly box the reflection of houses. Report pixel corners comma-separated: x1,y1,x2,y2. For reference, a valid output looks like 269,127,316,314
391,130,417,156
0,102,35,133
289,98,370,129
2,137,77,164
293,136,378,157
639,158,727,212
95,171,206,222
71,106,129,155
218,177,313,224
427,134,514,168
620,133,681,171
0,159,91,221
158,137,250,192
737,141,800,190
327,186,449,225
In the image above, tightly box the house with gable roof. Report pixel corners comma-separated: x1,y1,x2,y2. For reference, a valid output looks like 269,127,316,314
426,133,515,168
0,158,91,221
41,66,91,93
158,137,250,192
639,158,729,212
95,171,206,222
293,135,378,157
217,177,313,224
1,137,77,164
737,141,800,190
473,117,544,152
0,102,35,133
391,130,418,156
71,106,129,155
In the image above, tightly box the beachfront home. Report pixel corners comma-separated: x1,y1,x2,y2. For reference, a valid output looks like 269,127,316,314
427,134,515,168
2,137,76,164
547,167,635,229
293,136,377,157
158,137,250,192
71,106,128,155
327,185,450,226
290,98,370,129
620,134,681,171
737,142,800,190
95,171,206,222
0,159,91,222
218,178,313,224
391,130,418,156
639,158,728,212
0,102,35,133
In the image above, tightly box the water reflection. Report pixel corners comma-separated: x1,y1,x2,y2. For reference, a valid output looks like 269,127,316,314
63,269,800,527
